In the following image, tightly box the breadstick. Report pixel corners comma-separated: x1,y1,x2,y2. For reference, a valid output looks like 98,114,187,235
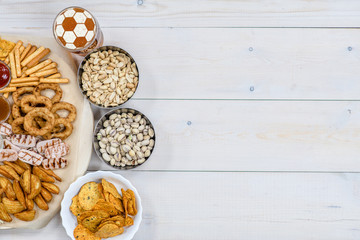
9,51,17,79
19,45,25,55
24,46,37,60
40,78,69,84
45,73,61,79
4,41,23,64
10,77,39,83
15,48,22,77
20,67,28,78
0,87,16,93
21,46,45,67
20,44,32,61
38,62,57,72
9,81,39,87
26,48,50,68
30,68,57,77
14,40,23,50
25,59,52,75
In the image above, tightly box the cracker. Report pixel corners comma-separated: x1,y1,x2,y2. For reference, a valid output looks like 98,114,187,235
82,215,104,232
78,182,101,210
93,199,119,216
94,222,124,238
101,178,121,199
0,38,15,58
77,210,110,223
70,195,84,217
73,224,100,240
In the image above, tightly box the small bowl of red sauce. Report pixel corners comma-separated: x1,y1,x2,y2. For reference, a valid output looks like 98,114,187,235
0,60,11,90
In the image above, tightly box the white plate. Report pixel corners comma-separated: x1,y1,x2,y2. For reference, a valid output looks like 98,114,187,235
0,35,93,229
60,171,142,240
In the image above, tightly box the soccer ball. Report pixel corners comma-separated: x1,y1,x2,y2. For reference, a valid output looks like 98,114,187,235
54,7,96,50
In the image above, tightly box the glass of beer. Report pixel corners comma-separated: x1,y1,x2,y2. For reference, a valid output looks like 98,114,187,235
53,6,104,56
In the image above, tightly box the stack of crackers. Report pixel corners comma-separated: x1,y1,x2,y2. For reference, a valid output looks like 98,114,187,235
0,37,69,97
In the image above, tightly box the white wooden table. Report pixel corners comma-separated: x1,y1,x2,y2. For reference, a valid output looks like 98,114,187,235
2,0,360,239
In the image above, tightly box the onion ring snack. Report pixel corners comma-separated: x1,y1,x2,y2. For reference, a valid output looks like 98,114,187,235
51,102,76,122
12,87,35,106
24,108,55,136
33,83,62,104
20,95,52,113
11,117,27,134
43,118,73,140
12,104,26,119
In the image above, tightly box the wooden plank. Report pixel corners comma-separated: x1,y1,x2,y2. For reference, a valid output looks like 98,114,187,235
88,100,360,172
3,28,360,100
3,171,360,239
101,28,360,100
1,0,360,28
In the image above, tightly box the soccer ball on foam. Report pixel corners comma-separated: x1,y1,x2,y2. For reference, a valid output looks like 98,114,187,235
54,8,96,50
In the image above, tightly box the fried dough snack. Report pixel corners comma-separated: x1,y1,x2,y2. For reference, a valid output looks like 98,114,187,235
70,179,137,239
0,158,61,223
12,87,35,106
20,95,52,113
33,83,62,104
11,117,27,134
24,108,55,136
43,118,73,140
12,104,26,119
51,102,77,122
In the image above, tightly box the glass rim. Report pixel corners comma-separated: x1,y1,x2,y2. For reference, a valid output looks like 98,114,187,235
0,60,11,91
52,6,100,52
0,95,11,123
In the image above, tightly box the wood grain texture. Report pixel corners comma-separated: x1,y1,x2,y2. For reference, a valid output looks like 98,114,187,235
3,28,360,100
1,0,360,28
101,28,360,100
88,100,360,172
2,171,360,240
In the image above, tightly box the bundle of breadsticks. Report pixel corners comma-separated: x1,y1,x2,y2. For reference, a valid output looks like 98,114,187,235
0,39,69,98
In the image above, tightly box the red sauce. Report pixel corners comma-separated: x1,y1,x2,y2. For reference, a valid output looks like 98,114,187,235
0,97,10,122
0,62,10,89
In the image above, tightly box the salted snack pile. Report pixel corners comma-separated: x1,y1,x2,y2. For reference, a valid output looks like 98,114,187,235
0,37,70,98
96,111,155,167
81,49,138,107
0,123,69,169
70,179,137,240
0,157,61,222
10,85,76,140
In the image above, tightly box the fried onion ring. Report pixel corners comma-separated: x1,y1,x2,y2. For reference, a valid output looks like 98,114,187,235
7,114,14,124
12,104,26,119
11,117,28,134
51,102,77,122
12,87,35,106
20,95,52,113
33,83,63,104
43,118,73,140
24,108,55,136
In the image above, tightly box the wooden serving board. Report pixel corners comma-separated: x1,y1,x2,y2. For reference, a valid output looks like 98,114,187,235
0,35,93,229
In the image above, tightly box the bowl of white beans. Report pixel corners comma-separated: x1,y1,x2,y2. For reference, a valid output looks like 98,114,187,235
93,108,155,169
